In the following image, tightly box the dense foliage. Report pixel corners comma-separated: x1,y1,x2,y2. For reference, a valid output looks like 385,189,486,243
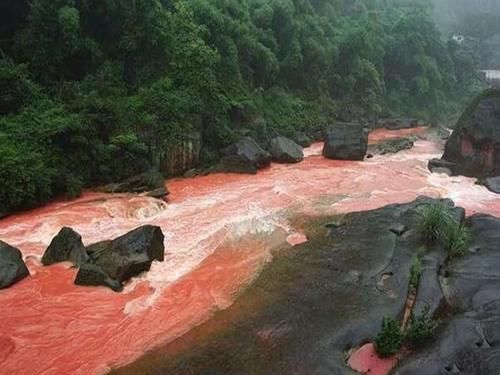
0,0,483,214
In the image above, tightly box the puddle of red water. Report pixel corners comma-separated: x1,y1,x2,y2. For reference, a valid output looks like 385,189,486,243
348,343,398,375
0,127,499,374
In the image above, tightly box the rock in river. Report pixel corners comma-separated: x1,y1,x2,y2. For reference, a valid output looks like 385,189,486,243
42,227,89,267
219,137,272,174
440,89,500,179
322,122,369,160
0,241,29,289
269,136,304,163
75,225,164,292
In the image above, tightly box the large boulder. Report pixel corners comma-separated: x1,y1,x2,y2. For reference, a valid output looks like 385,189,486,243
42,227,89,267
322,123,369,160
219,137,272,174
0,241,29,289
75,225,164,291
269,136,304,163
98,170,168,197
440,89,500,179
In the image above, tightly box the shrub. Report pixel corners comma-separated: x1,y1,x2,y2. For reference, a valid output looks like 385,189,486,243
416,203,452,243
409,255,423,290
374,317,404,358
441,223,471,259
404,306,438,348
416,203,470,259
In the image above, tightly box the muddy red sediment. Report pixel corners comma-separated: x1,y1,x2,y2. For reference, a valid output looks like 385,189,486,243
0,127,499,374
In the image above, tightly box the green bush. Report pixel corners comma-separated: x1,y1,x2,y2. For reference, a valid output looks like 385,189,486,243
416,203,470,259
404,306,439,348
374,317,404,358
416,203,453,243
441,222,471,259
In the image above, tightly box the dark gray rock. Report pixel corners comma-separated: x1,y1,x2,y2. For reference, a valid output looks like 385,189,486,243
370,137,414,155
443,214,500,312
146,187,169,199
322,123,369,161
294,132,312,147
75,225,164,291
413,249,447,317
389,223,407,236
0,240,29,289
376,118,420,130
98,170,167,195
485,177,500,194
269,136,304,164
219,137,272,174
41,227,89,267
442,90,500,178
428,158,456,174
74,263,123,292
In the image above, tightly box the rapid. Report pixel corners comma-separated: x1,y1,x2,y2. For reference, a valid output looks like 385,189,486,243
0,127,499,375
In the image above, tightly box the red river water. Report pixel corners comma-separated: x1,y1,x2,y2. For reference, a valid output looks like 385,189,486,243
1,128,499,375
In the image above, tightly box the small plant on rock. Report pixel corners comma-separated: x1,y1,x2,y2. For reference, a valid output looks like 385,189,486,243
404,305,439,348
409,255,423,290
416,204,452,243
374,317,404,358
441,222,471,259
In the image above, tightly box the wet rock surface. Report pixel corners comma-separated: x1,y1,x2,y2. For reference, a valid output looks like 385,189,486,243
113,198,470,375
219,137,272,174
439,89,500,179
323,123,369,160
42,227,89,267
369,137,415,155
396,214,500,374
0,241,29,289
98,171,168,196
269,136,304,164
75,225,165,291
485,176,500,194
375,118,421,130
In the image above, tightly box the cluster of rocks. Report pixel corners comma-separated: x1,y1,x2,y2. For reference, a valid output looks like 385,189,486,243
429,89,500,194
0,225,165,292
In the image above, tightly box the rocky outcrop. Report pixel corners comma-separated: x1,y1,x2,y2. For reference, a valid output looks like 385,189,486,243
42,227,89,267
440,90,500,179
98,170,168,198
375,118,421,130
396,213,500,374
322,123,369,160
75,225,164,292
369,137,414,155
115,198,466,374
269,136,304,163
219,137,272,174
159,133,202,177
0,241,29,289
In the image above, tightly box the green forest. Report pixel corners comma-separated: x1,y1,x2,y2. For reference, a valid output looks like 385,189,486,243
0,0,484,215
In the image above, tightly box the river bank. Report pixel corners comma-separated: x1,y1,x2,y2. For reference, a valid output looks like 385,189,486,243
1,128,499,374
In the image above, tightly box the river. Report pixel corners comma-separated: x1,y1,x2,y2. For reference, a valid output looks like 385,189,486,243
0,127,499,374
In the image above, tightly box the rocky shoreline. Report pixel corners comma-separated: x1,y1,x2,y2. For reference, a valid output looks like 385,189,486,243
112,197,500,375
